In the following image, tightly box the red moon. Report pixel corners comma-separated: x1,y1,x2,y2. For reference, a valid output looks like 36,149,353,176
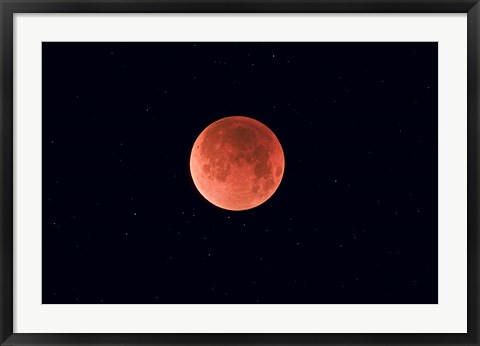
190,116,285,211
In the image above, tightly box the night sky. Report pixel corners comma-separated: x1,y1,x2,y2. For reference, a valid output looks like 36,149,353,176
42,42,438,304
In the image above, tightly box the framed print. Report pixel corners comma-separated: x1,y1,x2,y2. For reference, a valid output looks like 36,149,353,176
1,1,479,345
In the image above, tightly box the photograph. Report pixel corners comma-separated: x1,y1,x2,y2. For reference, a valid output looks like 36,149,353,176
42,42,438,304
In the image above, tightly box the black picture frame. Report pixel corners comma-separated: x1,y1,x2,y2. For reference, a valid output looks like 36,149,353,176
1,0,479,345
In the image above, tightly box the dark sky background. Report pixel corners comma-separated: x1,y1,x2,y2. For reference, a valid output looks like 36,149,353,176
42,42,437,304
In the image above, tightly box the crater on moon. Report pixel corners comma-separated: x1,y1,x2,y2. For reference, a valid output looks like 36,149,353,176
190,116,285,211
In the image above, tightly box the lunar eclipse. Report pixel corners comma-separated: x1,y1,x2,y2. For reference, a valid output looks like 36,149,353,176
43,42,438,304
190,116,284,211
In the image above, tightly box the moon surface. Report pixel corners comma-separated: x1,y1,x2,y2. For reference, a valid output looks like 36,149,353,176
190,116,285,211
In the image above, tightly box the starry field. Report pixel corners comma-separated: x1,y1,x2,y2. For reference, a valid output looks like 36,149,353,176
42,42,438,304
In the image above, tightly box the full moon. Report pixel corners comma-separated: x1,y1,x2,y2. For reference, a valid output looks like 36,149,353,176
190,116,285,211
